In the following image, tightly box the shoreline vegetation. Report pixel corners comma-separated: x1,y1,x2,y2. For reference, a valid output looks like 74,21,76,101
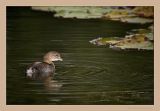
31,6,154,50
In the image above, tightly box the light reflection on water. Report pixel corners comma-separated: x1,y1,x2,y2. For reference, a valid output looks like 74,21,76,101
7,7,153,105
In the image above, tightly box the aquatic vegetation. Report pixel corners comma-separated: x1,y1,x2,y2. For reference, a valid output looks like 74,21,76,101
90,25,153,50
128,25,153,41
109,34,153,50
120,17,153,24
103,9,134,19
133,6,154,18
32,6,111,19
89,37,120,46
103,9,135,22
31,6,153,24
103,7,153,24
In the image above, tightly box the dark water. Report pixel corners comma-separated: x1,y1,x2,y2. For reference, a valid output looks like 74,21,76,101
7,7,154,105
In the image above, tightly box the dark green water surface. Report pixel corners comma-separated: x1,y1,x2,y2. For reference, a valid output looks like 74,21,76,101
7,7,154,105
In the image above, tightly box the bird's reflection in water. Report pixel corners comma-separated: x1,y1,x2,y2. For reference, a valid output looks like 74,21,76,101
43,76,62,92
27,72,62,92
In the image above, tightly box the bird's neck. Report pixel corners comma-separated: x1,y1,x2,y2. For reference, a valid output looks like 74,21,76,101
43,59,53,65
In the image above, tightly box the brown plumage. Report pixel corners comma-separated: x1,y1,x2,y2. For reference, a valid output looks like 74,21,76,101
26,51,63,80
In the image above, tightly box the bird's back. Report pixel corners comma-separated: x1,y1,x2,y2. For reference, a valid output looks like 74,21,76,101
26,62,55,80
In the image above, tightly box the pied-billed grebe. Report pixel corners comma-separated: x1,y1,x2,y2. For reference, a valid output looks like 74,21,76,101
26,51,63,80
